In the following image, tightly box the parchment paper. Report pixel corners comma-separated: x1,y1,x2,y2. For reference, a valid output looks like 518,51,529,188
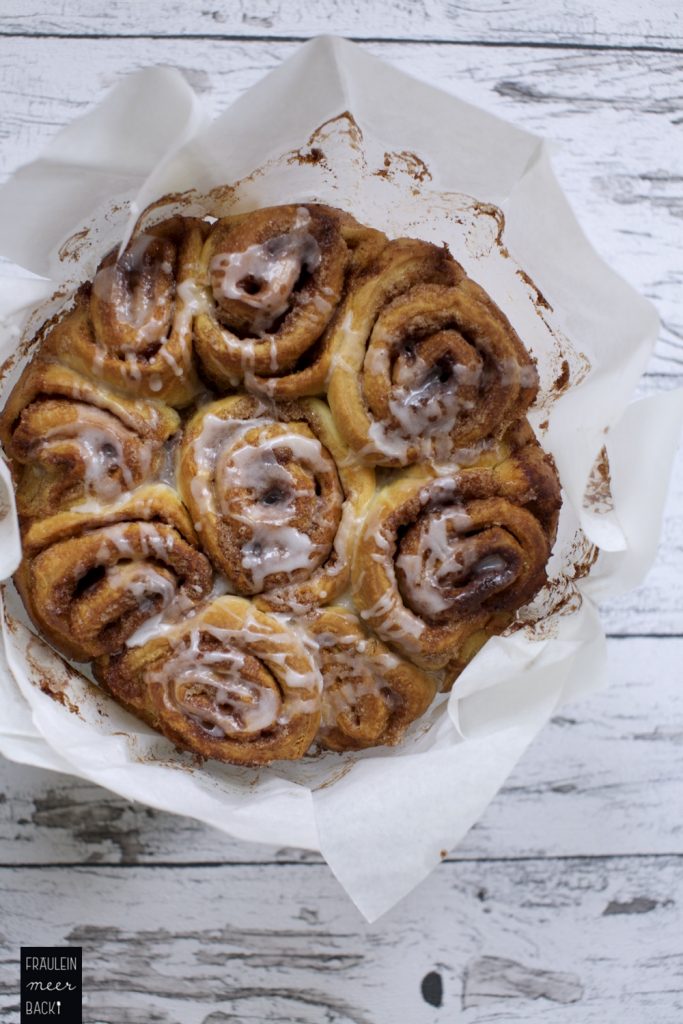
0,37,680,921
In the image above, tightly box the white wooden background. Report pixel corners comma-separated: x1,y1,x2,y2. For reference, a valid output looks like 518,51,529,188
1,4,682,1021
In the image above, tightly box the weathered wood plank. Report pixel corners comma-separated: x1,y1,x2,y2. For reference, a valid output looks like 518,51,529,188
1,0,681,49
1,637,681,865
1,856,682,1022
0,38,680,382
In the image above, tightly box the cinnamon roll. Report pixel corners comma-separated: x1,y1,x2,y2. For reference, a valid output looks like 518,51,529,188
352,421,561,684
43,217,207,407
194,204,385,396
0,360,179,521
16,486,213,661
178,393,374,611
328,238,538,466
94,596,322,765
308,606,437,752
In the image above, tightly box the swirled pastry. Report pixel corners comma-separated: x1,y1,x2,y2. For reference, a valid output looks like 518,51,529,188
43,217,206,407
194,204,385,396
16,486,213,662
308,606,436,751
1,198,564,765
95,596,322,765
328,238,538,466
352,421,561,684
178,393,373,612
0,360,178,521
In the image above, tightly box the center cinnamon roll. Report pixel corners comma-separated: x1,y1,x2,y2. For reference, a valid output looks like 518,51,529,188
178,394,373,611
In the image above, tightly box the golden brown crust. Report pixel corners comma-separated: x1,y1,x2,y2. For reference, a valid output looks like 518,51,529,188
327,238,538,466
351,422,561,684
308,606,437,752
194,204,386,396
44,217,207,407
0,360,179,523
177,393,374,612
17,486,213,662
94,596,322,765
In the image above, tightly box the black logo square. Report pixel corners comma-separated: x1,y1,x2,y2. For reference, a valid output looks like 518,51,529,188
20,947,82,1024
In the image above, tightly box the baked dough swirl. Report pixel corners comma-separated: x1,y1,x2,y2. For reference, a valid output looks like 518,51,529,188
178,393,374,611
352,422,561,684
43,217,206,407
94,596,322,765
194,204,385,396
0,361,178,522
308,606,437,751
16,486,213,662
328,238,538,466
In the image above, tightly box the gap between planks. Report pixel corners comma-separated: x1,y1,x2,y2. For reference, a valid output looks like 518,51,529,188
1,852,683,869
0,31,682,54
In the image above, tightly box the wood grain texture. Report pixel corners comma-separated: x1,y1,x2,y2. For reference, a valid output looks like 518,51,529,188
1,638,681,865
1,857,682,1023
1,0,682,49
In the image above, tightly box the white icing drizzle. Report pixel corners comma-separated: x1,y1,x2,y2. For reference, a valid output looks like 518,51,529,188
189,414,267,518
362,351,481,462
125,609,180,648
92,345,106,375
176,277,208,319
240,527,317,591
309,625,402,737
356,508,426,649
190,413,335,590
159,343,185,377
308,292,333,317
209,207,321,336
157,435,180,488
123,352,142,381
352,328,537,464
93,521,174,564
91,242,208,383
85,519,202,646
92,233,174,351
395,506,476,617
148,628,281,737
144,607,323,737
125,570,234,650
499,357,538,389
105,562,177,613
37,408,154,503
326,311,362,383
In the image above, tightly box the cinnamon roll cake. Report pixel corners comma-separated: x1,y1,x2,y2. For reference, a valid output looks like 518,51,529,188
0,200,562,765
